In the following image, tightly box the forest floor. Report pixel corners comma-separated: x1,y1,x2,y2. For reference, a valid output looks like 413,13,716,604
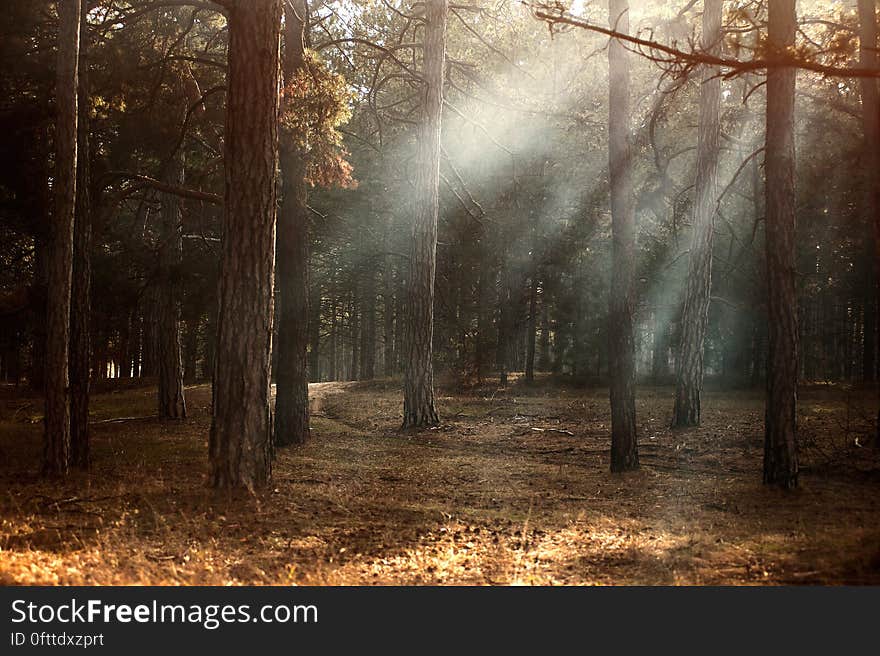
1,376,879,585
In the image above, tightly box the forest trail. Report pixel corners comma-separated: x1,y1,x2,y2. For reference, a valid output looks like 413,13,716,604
1,380,879,585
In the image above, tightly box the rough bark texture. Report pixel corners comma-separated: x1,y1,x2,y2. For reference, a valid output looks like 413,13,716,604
672,0,722,428
274,0,310,447
209,0,282,490
44,0,81,476
402,0,447,429
69,0,91,469
607,0,639,472
763,0,799,488
157,151,187,420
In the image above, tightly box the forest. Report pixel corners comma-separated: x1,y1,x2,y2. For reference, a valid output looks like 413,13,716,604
1,0,879,585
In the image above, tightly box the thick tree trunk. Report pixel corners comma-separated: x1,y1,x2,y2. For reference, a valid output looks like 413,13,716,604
274,0,310,447
209,0,282,490
402,0,446,429
69,0,91,468
672,0,722,427
607,0,639,472
157,153,187,420
44,0,81,476
763,0,799,488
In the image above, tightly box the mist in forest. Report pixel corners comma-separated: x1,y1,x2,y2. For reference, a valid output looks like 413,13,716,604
0,0,879,590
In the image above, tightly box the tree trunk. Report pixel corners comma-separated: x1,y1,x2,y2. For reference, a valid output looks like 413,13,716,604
69,0,91,468
857,0,880,443
672,0,722,427
274,0,310,447
209,0,282,490
402,0,446,429
763,0,799,488
44,0,81,476
157,152,187,420
607,0,639,472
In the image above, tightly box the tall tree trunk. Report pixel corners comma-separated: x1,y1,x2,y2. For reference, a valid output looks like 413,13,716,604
402,0,446,428
69,0,91,468
44,0,81,476
157,152,187,420
672,0,722,427
274,0,310,447
607,0,639,472
763,0,799,488
858,0,880,443
209,0,282,490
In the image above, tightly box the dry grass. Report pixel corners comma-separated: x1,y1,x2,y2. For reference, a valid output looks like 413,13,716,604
1,377,879,585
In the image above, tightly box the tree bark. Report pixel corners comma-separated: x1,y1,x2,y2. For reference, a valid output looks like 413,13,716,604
607,0,639,472
157,151,187,420
274,0,310,447
209,0,282,490
402,0,446,429
69,0,91,468
672,0,722,427
763,0,799,488
44,0,81,476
